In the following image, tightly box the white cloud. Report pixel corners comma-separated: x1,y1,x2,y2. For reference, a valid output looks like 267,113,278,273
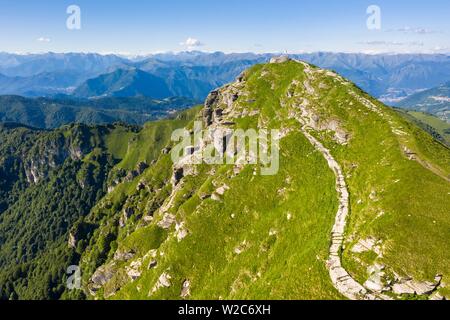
430,46,450,54
179,37,204,49
385,27,437,34
36,37,51,43
360,40,424,47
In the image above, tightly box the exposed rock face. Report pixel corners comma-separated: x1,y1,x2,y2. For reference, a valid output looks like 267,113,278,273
158,213,176,229
162,146,171,154
363,264,389,293
171,167,184,187
203,90,220,126
119,207,134,227
175,222,188,241
89,262,117,295
215,184,230,196
136,180,146,191
68,232,77,249
234,240,249,255
392,275,442,295
136,161,149,174
114,249,135,261
149,272,172,296
351,238,377,254
270,56,291,64
403,146,417,161
181,279,191,298
126,260,142,281
69,145,83,160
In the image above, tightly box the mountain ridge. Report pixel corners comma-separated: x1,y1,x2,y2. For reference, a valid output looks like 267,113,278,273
74,59,450,300
0,52,449,106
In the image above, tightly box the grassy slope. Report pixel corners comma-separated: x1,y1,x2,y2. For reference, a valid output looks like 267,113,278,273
80,61,450,300
406,111,450,145
82,62,342,300
301,72,450,298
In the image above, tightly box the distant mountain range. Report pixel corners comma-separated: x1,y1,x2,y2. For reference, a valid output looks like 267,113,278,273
0,95,196,129
0,51,449,104
73,68,172,99
395,82,450,122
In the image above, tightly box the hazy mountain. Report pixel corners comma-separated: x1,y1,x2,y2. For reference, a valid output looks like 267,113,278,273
0,52,128,77
0,52,449,102
73,68,172,99
0,71,86,96
396,81,450,122
138,60,262,100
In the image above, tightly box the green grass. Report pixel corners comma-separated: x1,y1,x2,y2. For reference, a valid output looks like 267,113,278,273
407,111,450,145
113,132,341,300
78,60,450,300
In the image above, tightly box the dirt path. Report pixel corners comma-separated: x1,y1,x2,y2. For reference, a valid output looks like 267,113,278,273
298,125,381,300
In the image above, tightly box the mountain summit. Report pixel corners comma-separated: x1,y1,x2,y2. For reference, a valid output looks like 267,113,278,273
72,58,450,300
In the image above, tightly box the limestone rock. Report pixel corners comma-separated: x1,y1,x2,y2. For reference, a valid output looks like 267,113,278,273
392,276,441,295
270,56,291,64
119,206,134,228
211,193,221,201
149,272,172,296
215,184,230,196
114,249,135,261
181,279,191,298
89,262,117,295
175,222,188,241
351,238,377,254
125,260,142,281
158,213,176,229
68,232,77,249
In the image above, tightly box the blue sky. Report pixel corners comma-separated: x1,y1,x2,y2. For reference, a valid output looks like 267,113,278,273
1,0,449,54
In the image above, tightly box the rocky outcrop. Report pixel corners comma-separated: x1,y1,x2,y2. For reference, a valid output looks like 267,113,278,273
114,249,135,261
392,275,442,295
149,272,172,296
158,213,176,229
119,207,134,227
171,167,184,187
125,260,142,281
181,279,191,298
136,161,149,174
175,222,188,241
68,232,77,249
89,262,117,295
270,56,291,64
203,90,220,126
